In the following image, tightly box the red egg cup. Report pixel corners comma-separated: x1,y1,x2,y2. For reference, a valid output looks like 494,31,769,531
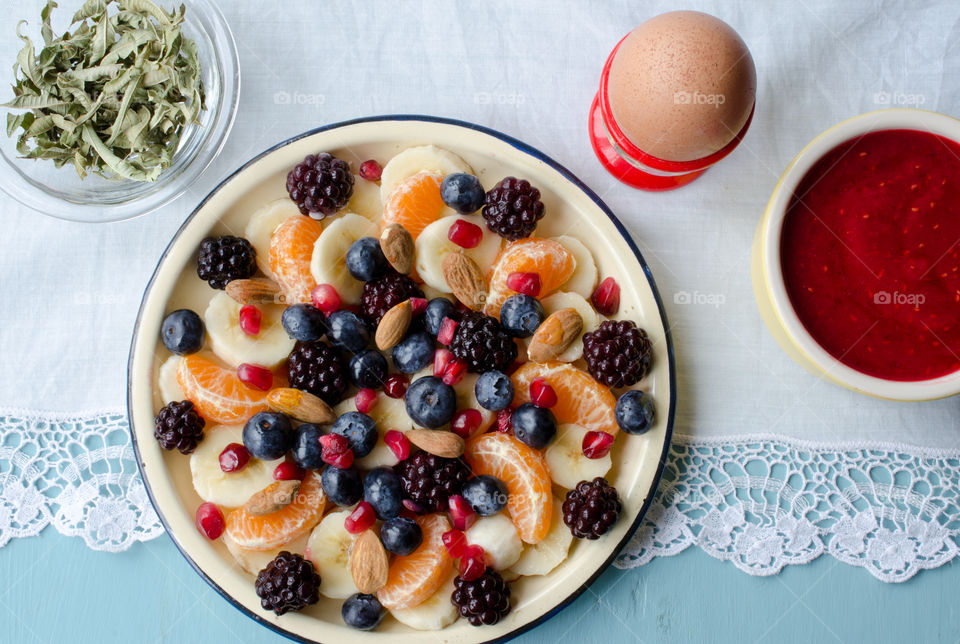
588,38,755,191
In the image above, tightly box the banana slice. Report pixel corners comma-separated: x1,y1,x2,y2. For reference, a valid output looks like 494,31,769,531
415,215,503,294
544,423,611,489
158,355,185,404
334,395,415,469
508,497,572,576
224,532,309,575
553,236,598,299
245,199,302,279
190,425,282,508
465,513,523,570
379,145,473,204
310,212,377,305
306,510,359,599
536,292,600,363
204,291,295,368
453,373,496,434
389,569,459,630
347,174,383,223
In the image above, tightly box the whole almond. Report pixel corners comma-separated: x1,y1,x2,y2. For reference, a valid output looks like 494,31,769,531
350,529,389,593
266,387,336,424
375,299,412,350
244,480,300,516
225,278,285,305
528,308,584,362
442,252,486,310
405,429,465,458
380,224,415,275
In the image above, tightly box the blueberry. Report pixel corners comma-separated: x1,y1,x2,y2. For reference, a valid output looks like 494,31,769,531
242,411,293,460
281,303,327,342
474,370,514,411
424,297,457,337
511,402,557,448
349,349,388,389
379,517,422,556
331,411,378,457
392,332,435,374
499,294,545,338
405,376,457,428
292,423,325,469
461,475,508,516
440,173,486,214
321,466,363,506
161,309,204,355
345,237,390,282
341,593,385,631
363,467,403,519
327,310,370,352
615,390,655,435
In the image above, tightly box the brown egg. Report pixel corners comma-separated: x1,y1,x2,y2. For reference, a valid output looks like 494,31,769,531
607,11,757,162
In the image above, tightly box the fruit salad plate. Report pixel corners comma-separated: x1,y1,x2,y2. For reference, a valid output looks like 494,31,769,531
128,115,675,643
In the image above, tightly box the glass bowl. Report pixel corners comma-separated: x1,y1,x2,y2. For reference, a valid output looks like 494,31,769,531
0,0,240,223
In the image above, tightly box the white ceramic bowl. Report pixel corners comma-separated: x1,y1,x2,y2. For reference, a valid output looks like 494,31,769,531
752,108,960,401
128,116,676,643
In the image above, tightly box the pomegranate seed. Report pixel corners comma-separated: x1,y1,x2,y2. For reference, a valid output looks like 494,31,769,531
383,373,409,398
195,502,225,540
448,494,476,531
273,461,305,481
237,363,273,391
319,433,350,455
506,272,541,297
218,443,250,473
459,544,486,581
591,277,621,316
410,297,428,316
344,304,363,315
433,348,454,377
437,317,458,345
442,529,467,558
451,409,483,438
344,501,377,534
326,449,354,469
403,498,427,514
384,429,411,461
447,220,483,249
582,430,615,459
359,159,383,181
239,305,261,336
442,358,467,386
496,408,513,433
355,388,378,413
530,377,558,408
311,284,342,314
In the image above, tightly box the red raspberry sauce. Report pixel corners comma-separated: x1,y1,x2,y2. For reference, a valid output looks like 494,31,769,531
781,129,960,381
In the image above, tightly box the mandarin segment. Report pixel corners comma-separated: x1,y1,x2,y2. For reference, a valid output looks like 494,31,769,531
225,470,326,551
511,361,618,436
269,216,325,303
377,513,453,610
381,172,448,240
177,353,269,425
484,238,576,317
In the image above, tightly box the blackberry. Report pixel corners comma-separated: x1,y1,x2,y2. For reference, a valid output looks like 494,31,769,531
562,477,622,539
154,400,205,454
482,177,545,241
450,311,517,373
361,272,424,326
287,341,349,405
286,152,354,218
196,236,256,289
451,568,512,626
395,452,471,513
582,320,652,388
254,552,321,615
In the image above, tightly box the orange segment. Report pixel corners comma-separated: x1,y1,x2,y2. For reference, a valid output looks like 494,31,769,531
225,470,326,550
377,513,452,609
269,216,324,303
511,361,618,436
177,353,268,425
381,172,447,239
464,433,552,544
484,238,575,317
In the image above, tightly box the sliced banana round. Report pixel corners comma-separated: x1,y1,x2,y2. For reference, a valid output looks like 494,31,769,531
415,215,502,294
158,355,185,405
508,497,572,576
205,291,295,368
453,373,496,433
224,532,309,576
536,291,600,363
346,174,383,223
465,513,523,570
334,395,415,469
553,235,598,299
389,569,459,630
379,145,473,204
306,510,359,599
190,425,282,508
245,198,302,279
310,212,377,305
544,423,611,489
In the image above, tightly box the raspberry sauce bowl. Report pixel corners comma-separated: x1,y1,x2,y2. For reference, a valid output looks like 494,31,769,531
752,109,960,400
